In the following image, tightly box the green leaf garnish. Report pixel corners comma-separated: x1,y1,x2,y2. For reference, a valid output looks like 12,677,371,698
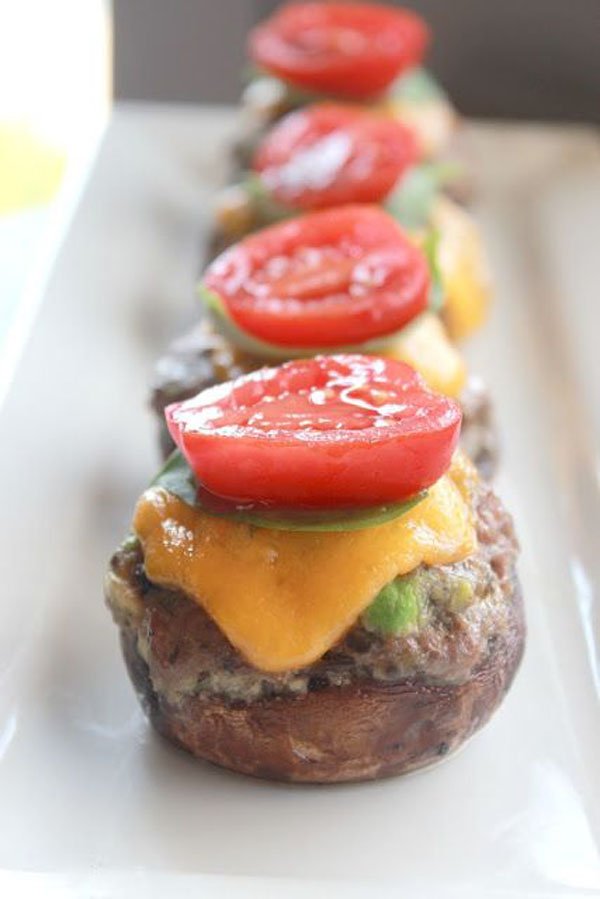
385,161,461,231
151,451,427,533
198,284,410,361
422,229,445,314
150,448,198,506
243,174,294,225
388,68,448,104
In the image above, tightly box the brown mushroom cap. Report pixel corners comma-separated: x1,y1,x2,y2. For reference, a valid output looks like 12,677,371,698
107,454,521,783
119,580,523,783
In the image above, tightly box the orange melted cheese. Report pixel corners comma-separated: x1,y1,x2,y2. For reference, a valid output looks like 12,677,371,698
134,457,477,673
433,196,491,341
384,312,466,398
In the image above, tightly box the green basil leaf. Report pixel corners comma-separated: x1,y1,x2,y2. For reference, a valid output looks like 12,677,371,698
151,451,427,533
150,449,198,507
198,284,410,360
242,174,295,225
422,228,445,313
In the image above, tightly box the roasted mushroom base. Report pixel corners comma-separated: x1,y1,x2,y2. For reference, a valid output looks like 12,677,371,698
105,479,523,782
150,324,498,477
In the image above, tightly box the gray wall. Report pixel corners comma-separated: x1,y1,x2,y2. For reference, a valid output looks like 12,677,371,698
114,0,600,122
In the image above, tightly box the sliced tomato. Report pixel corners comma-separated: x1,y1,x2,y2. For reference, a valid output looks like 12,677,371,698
248,3,429,99
166,355,461,507
253,103,419,209
203,206,429,348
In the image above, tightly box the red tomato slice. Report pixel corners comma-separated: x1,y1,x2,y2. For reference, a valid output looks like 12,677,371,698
204,206,429,348
253,103,419,209
248,3,429,99
166,355,461,507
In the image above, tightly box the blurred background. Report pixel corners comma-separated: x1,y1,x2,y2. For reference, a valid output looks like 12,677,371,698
0,0,598,398
114,0,600,122
0,0,110,398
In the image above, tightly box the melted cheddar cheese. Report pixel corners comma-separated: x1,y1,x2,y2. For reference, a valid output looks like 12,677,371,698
384,312,466,398
433,196,491,341
382,97,456,158
134,456,477,673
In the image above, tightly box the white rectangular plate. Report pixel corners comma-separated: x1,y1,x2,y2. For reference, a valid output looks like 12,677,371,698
0,105,598,898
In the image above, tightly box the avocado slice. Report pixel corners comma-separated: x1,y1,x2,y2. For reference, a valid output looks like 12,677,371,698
388,67,448,104
151,451,426,533
363,572,424,635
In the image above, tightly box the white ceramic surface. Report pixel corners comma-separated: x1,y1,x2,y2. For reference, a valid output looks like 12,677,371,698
0,105,598,898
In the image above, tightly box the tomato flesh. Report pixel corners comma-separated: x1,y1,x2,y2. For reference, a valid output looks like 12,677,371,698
253,103,419,209
203,206,429,348
249,3,429,99
166,355,461,507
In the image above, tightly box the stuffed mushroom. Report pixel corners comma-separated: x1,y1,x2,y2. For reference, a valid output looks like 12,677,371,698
107,355,523,783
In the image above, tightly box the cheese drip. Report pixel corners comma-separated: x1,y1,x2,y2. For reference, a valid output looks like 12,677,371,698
384,311,466,398
433,196,491,341
382,96,456,158
134,457,477,673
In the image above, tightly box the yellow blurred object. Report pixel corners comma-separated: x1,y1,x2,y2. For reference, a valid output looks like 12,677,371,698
0,124,65,214
432,196,491,341
385,311,467,398
384,96,457,158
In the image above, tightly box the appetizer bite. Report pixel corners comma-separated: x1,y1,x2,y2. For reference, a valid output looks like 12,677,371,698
153,206,497,474
214,102,489,339
106,356,524,783
238,2,457,164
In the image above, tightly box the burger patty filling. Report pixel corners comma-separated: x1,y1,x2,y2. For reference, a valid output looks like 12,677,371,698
106,477,518,706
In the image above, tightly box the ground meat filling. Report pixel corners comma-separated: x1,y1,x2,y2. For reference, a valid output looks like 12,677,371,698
150,323,498,475
150,324,255,459
105,477,520,707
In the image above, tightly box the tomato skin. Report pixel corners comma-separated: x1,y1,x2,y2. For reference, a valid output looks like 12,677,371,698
248,3,429,99
203,206,429,348
165,355,461,507
253,103,419,210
